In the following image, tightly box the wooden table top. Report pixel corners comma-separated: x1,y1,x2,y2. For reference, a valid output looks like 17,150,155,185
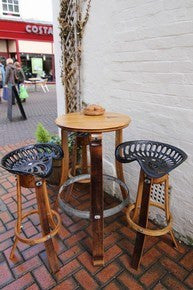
55,112,131,133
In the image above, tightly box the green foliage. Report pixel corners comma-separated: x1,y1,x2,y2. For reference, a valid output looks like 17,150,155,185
186,236,193,246
35,123,51,143
35,123,75,153
22,65,30,74
68,133,75,154
50,135,61,145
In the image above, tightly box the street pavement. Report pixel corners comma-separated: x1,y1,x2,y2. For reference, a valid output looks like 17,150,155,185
0,85,58,146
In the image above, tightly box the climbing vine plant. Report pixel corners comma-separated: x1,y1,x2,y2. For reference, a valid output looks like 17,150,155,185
59,0,91,113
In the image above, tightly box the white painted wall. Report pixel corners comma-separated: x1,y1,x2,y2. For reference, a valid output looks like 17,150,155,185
19,0,53,22
81,0,193,242
52,0,193,242
0,0,53,22
52,0,65,116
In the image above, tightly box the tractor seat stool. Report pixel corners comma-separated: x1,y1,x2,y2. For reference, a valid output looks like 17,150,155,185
115,140,187,270
1,143,63,273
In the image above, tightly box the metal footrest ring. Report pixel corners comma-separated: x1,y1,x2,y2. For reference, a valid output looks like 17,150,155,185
68,165,91,184
58,174,130,219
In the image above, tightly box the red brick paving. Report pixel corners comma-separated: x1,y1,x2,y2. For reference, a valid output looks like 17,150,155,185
33,265,56,289
0,141,193,289
74,269,99,289
3,273,34,290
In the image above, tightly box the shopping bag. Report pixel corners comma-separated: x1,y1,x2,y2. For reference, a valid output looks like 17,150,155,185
2,87,9,101
19,85,29,99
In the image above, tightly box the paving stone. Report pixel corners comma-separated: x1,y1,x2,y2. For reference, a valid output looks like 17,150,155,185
162,274,189,290
3,273,34,290
32,265,56,289
0,262,14,288
140,263,166,288
180,250,193,271
74,269,99,289
96,263,121,284
118,272,144,289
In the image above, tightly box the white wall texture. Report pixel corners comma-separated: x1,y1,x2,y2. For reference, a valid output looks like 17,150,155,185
0,0,53,22
19,0,53,22
52,0,65,116
81,0,193,243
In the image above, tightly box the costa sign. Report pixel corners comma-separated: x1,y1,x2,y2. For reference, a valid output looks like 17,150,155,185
26,24,53,35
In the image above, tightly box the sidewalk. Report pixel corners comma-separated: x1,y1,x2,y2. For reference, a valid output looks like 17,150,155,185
0,85,58,146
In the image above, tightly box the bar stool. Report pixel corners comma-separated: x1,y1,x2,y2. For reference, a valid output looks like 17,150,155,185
1,143,63,273
115,140,187,269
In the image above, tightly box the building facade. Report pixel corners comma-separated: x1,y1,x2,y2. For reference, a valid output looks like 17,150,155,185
0,0,55,81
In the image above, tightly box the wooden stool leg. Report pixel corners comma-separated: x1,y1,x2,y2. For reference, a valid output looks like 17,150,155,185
10,175,22,259
131,176,152,270
115,129,128,199
133,170,144,222
165,177,178,249
35,179,59,273
64,137,77,203
60,130,69,186
71,137,78,177
90,133,104,266
42,181,57,229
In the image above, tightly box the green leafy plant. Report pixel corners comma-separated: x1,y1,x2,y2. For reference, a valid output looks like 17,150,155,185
35,123,75,153
35,123,52,143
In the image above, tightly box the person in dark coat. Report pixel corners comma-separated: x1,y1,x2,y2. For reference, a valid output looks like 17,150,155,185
14,61,26,102
14,61,25,86
4,58,16,104
4,58,27,121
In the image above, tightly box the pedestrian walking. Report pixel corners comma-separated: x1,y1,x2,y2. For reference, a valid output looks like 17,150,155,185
14,61,25,87
0,58,5,103
14,61,26,102
4,58,16,104
4,58,27,121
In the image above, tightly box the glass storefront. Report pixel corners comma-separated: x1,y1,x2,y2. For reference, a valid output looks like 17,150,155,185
20,53,54,81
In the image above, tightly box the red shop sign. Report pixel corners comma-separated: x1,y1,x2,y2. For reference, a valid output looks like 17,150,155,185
25,24,53,35
0,19,53,42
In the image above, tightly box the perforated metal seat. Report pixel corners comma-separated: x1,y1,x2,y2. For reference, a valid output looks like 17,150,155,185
1,143,63,273
115,140,187,178
115,140,187,269
1,143,63,178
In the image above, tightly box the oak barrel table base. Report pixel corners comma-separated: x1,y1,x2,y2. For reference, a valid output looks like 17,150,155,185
56,112,131,266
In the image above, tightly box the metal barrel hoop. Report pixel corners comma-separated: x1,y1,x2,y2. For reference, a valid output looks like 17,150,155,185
58,174,130,219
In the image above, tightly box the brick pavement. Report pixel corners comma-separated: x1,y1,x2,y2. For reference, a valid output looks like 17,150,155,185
0,85,58,146
0,142,193,289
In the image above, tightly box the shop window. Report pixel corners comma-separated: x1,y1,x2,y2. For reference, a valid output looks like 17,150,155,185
20,54,55,81
2,0,20,17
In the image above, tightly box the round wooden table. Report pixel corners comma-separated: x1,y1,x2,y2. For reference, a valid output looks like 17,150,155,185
55,111,131,266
